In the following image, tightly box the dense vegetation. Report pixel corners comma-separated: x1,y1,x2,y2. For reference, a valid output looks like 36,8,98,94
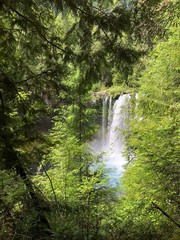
0,0,179,239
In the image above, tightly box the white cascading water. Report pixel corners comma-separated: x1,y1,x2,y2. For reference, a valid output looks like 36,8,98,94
102,95,108,145
91,94,130,186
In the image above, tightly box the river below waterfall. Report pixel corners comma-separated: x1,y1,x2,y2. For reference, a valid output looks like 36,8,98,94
91,94,130,186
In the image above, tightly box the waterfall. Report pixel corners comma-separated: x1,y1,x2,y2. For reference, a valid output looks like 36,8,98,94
102,95,108,149
108,95,113,128
91,94,130,186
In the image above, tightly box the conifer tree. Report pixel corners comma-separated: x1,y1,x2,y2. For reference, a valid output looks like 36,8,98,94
120,24,180,240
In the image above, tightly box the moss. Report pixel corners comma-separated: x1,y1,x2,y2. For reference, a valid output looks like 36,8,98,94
107,85,135,97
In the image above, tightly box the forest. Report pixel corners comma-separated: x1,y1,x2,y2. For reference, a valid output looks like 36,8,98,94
0,0,179,239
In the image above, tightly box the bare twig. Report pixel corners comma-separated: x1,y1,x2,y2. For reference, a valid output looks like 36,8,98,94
152,202,180,228
14,69,51,83
40,161,59,212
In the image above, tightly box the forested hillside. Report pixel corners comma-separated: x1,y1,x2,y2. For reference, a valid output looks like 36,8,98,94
0,0,179,239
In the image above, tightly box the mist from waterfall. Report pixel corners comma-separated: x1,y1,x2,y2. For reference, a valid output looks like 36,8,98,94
91,94,130,186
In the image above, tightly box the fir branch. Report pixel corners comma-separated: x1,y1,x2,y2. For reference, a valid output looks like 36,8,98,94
73,4,114,46
14,69,51,83
0,71,27,115
0,92,9,148
10,8,78,57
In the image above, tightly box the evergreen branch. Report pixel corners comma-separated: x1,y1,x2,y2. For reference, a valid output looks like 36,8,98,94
0,92,6,130
11,8,78,57
0,92,9,148
8,233,32,239
73,5,114,46
91,5,110,16
0,71,26,115
14,69,51,83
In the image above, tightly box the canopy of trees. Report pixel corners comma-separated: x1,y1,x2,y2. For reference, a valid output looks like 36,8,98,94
0,0,179,239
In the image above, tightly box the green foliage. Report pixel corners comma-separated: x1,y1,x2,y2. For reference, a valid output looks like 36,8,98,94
34,97,116,239
107,84,134,97
0,0,179,239
132,0,179,47
121,24,180,239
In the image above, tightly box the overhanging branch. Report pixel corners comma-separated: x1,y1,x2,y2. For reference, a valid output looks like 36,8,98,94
11,8,77,57
152,202,180,228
